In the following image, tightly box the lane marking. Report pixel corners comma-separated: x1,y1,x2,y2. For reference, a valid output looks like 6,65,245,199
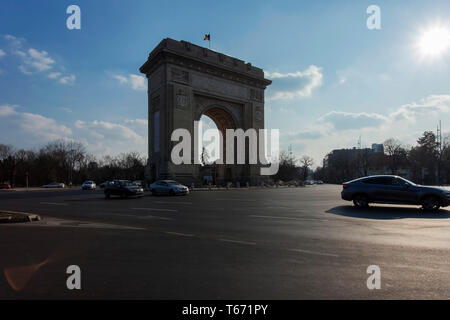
138,215,173,221
165,231,195,237
131,207,178,212
217,198,257,202
250,214,328,222
219,238,256,245
155,201,192,205
39,202,68,206
289,248,339,257
114,213,173,221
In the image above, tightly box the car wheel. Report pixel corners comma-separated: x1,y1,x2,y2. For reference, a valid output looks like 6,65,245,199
353,194,369,208
120,192,127,199
422,196,441,211
169,189,175,196
105,193,110,199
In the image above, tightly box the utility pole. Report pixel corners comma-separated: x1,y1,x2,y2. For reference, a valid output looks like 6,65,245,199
437,120,442,185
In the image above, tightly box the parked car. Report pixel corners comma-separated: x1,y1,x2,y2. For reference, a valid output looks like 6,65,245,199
341,175,450,211
41,182,65,188
149,180,189,196
81,181,96,190
315,180,324,184
305,180,315,185
104,180,144,199
0,183,11,189
99,181,108,189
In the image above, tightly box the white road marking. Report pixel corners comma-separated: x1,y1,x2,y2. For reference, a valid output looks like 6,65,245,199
289,248,339,257
114,213,173,221
250,214,328,222
165,231,195,237
138,215,173,221
217,198,257,202
155,201,192,205
40,202,68,206
132,207,178,212
219,238,256,245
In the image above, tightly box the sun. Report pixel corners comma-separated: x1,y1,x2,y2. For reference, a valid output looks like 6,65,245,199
416,25,450,58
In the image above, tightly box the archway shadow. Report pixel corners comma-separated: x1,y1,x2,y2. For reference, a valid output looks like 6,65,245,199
326,205,450,220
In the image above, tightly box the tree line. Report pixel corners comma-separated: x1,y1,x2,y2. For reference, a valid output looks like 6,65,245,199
0,140,146,187
314,131,450,185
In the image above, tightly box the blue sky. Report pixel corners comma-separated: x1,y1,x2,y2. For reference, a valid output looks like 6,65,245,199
1,0,450,165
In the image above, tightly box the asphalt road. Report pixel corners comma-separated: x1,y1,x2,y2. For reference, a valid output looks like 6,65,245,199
1,184,450,299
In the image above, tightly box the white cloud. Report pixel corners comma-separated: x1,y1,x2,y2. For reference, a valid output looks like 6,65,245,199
74,119,146,156
59,74,76,85
284,94,450,166
26,48,54,71
59,107,72,113
4,34,23,48
390,95,450,122
0,49,5,58
4,34,74,84
0,104,72,145
0,105,16,116
265,65,323,100
319,111,388,130
113,75,128,84
18,48,55,74
48,72,61,79
0,104,147,156
113,74,146,91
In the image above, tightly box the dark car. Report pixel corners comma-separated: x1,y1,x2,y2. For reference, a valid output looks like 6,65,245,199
341,175,450,211
104,180,144,199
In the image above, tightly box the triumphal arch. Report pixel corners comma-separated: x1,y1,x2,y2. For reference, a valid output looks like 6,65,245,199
140,38,272,185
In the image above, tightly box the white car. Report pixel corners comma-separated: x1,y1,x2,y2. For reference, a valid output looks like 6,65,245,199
41,182,65,188
150,180,189,196
82,181,96,190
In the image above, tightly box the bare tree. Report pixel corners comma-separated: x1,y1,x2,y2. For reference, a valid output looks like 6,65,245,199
384,138,406,175
300,155,314,181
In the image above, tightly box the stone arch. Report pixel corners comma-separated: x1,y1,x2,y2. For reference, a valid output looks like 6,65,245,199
140,38,271,185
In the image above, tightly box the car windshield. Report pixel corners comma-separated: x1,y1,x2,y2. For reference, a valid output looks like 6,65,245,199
119,180,133,186
166,180,180,185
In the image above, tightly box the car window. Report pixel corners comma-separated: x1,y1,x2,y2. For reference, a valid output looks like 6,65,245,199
363,177,393,185
392,178,410,187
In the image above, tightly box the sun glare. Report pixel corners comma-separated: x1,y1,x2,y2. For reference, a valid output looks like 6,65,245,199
416,25,450,59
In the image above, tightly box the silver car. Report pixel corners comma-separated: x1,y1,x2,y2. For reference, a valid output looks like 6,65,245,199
150,180,189,196
82,181,96,190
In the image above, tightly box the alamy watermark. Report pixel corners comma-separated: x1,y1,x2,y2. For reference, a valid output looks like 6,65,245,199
66,264,81,290
366,5,381,30
366,265,381,290
170,121,280,175
66,5,81,30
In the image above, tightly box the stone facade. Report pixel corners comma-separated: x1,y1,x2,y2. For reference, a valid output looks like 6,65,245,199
139,38,272,185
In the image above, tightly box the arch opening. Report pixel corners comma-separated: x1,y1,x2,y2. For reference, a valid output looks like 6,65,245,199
198,107,236,184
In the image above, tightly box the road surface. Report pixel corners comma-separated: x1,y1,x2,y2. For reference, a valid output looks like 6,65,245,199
1,184,450,299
